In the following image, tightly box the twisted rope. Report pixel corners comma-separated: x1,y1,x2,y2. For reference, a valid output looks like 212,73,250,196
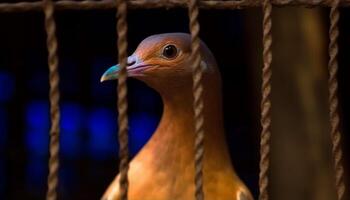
116,0,129,199
328,0,345,199
1,0,350,13
259,0,272,200
188,0,204,199
43,0,60,199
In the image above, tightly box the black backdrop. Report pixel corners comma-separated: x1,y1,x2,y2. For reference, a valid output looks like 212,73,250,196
0,6,349,200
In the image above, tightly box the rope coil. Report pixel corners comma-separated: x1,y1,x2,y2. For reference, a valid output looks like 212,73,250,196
116,0,130,199
31,1,348,200
43,0,60,199
328,0,345,199
188,0,205,199
1,0,350,13
259,0,272,200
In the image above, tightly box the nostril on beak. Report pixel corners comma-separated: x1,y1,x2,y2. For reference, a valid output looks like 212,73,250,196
127,60,136,66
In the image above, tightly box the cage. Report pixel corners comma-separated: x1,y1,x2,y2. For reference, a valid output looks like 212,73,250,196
0,0,350,199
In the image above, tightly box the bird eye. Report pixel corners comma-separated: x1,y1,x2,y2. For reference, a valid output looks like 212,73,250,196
162,45,178,59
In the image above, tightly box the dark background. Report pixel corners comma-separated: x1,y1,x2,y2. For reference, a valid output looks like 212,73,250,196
0,4,349,200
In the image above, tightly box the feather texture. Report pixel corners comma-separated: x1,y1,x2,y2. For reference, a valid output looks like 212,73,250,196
101,33,253,200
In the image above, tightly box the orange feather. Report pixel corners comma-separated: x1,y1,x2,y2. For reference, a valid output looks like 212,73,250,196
101,33,253,200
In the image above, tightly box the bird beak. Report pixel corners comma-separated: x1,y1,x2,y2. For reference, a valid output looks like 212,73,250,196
100,55,140,82
100,65,120,82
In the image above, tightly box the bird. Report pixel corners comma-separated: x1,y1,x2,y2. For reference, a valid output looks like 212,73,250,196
100,33,253,200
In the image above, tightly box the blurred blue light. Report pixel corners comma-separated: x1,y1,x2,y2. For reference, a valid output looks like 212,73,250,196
0,71,15,102
25,101,49,157
87,108,117,159
25,129,49,157
61,130,81,159
61,103,84,132
0,108,6,150
25,101,49,130
25,101,84,158
129,112,158,155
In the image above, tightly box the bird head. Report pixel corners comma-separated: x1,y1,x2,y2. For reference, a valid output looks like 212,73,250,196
101,33,219,92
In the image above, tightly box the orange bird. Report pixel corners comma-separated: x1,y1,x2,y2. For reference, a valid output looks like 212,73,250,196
100,33,253,200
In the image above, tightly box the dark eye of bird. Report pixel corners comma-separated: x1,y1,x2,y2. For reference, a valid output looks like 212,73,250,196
162,45,178,59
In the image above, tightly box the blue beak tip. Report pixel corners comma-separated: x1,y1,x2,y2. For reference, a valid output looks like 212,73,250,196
100,65,120,83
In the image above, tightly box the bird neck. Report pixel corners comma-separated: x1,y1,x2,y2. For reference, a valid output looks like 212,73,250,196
135,74,233,175
160,80,229,154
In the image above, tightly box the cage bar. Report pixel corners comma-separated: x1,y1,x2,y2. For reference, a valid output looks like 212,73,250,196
0,0,350,13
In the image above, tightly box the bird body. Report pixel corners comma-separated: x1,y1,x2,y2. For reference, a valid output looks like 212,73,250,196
101,33,253,200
